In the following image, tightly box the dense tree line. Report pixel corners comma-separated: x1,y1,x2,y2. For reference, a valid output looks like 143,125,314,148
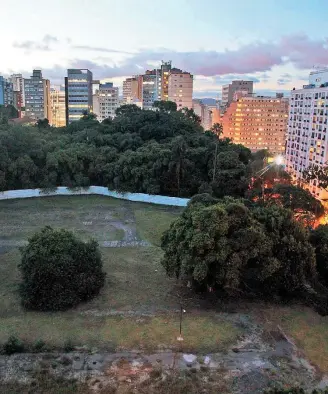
0,105,251,198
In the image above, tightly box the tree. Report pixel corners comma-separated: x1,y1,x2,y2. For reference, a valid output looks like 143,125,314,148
211,123,223,138
246,183,324,226
161,197,316,298
303,164,328,191
19,227,105,311
80,110,97,121
153,100,177,112
36,118,49,129
310,225,328,286
0,104,19,120
115,104,142,116
180,107,202,124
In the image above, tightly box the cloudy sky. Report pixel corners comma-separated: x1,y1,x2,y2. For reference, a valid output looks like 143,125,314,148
1,0,328,98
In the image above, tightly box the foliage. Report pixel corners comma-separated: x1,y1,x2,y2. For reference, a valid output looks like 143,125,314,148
181,107,202,124
0,106,251,199
247,183,324,226
0,104,19,122
310,225,328,286
36,118,50,129
19,226,105,311
211,122,223,137
3,335,25,355
153,100,177,112
80,110,97,121
303,164,328,191
266,388,328,394
161,197,316,298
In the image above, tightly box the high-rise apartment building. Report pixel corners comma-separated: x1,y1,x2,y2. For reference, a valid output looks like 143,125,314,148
141,70,161,110
24,70,51,121
0,77,5,105
161,61,172,100
222,80,254,109
285,69,328,199
192,99,213,130
168,68,193,109
93,82,119,121
9,74,25,117
222,94,288,154
50,87,66,127
65,69,93,124
123,77,142,103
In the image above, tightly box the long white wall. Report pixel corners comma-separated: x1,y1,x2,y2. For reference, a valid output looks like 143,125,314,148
0,186,190,207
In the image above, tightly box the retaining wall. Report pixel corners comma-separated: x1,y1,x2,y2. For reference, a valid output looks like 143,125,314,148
0,186,190,207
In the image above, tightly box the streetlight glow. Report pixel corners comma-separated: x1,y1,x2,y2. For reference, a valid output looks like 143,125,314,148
274,155,284,165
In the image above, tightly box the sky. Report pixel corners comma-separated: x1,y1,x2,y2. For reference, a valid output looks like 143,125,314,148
1,0,328,98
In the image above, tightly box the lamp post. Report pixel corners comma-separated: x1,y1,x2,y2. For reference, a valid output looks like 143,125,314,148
177,305,186,342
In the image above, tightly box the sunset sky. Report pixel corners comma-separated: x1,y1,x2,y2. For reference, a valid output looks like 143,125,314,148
1,0,328,98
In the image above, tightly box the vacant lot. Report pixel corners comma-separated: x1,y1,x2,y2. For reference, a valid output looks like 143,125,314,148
0,196,239,352
0,195,182,244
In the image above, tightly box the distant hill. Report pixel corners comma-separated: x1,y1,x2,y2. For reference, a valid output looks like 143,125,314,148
194,98,217,105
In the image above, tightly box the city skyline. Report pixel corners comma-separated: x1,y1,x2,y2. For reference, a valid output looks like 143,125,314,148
1,0,328,98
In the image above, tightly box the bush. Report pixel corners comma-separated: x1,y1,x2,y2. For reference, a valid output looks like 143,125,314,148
310,225,328,286
3,335,25,355
33,339,47,352
19,227,106,311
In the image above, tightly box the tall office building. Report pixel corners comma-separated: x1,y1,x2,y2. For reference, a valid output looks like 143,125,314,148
93,82,119,121
24,70,51,121
222,80,254,109
141,69,161,110
65,69,93,124
222,94,288,154
285,69,328,199
123,76,142,103
168,68,193,109
50,87,66,127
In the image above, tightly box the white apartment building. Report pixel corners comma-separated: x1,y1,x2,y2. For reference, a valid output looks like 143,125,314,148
93,83,119,122
192,99,213,130
285,69,328,199
168,68,193,109
221,80,253,109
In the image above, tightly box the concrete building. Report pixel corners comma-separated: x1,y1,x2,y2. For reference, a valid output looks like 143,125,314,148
222,80,254,109
168,68,193,110
50,87,66,127
193,99,213,130
160,61,172,100
285,69,328,199
9,74,25,117
0,76,5,105
123,76,142,103
222,94,288,154
65,69,93,124
24,70,51,121
93,82,119,121
141,69,161,110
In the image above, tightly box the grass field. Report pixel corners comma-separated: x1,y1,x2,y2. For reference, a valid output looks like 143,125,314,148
0,195,182,244
0,196,240,352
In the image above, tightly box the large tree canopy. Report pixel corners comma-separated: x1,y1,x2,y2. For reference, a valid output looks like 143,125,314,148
0,106,251,198
161,195,316,298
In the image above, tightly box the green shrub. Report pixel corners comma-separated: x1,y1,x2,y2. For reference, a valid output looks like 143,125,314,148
3,335,25,355
33,339,47,352
19,226,106,311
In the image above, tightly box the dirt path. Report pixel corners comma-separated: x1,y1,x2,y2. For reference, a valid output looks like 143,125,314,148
1,312,326,393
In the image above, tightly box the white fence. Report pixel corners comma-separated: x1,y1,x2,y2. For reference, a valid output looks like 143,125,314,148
0,186,190,207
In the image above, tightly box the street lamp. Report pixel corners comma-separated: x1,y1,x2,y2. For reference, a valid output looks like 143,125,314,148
177,306,186,342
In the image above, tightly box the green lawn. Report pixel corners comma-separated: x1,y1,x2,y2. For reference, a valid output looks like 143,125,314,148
0,195,181,244
260,306,328,373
